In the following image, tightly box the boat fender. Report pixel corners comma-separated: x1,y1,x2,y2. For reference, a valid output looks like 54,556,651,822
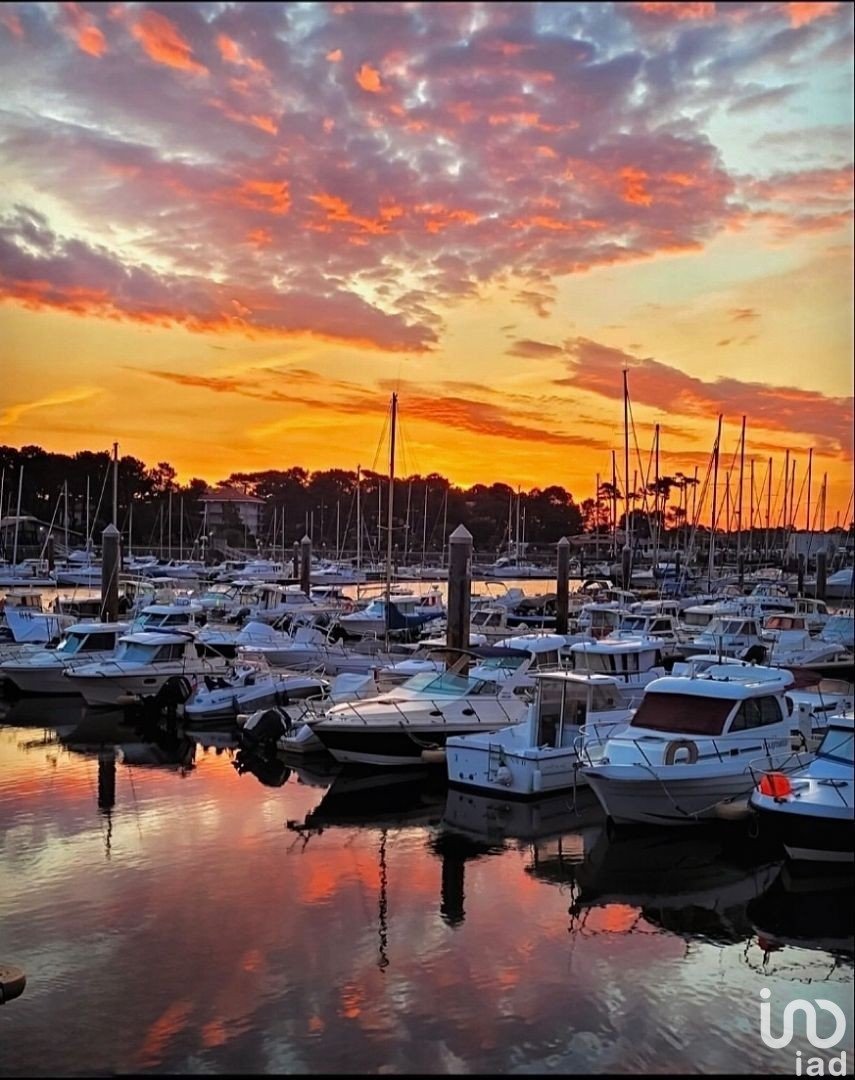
714,797,752,822
421,748,446,765
496,765,513,786
0,963,26,1004
664,739,698,765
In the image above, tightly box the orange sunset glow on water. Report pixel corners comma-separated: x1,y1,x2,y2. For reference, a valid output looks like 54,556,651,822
0,1,852,519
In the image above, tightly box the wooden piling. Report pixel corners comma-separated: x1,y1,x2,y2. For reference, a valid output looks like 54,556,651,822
815,551,827,601
797,554,805,597
292,540,300,579
621,546,632,592
556,537,570,635
447,524,472,654
100,524,120,622
46,535,54,573
300,534,312,595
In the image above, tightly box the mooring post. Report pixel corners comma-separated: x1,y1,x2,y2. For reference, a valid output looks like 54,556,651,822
797,553,805,597
447,524,472,654
292,540,300,580
556,537,570,636
46,534,55,574
815,551,827,601
100,524,120,622
737,555,745,590
621,546,632,592
300,534,312,595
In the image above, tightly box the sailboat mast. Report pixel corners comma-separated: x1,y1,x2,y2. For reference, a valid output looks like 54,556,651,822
12,464,24,566
356,465,362,573
422,483,428,566
806,447,813,532
112,441,119,526
737,415,745,567
384,393,397,636
611,449,617,559
623,369,630,552
708,415,722,587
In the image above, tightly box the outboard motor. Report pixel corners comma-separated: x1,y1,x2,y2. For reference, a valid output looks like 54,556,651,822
240,706,292,749
740,643,767,664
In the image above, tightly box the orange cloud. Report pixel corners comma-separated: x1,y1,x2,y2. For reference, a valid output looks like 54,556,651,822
786,2,838,27
246,228,272,248
326,48,342,62
620,166,653,207
61,2,106,56
356,62,383,93
234,180,291,215
216,33,241,63
634,1,716,18
130,10,208,75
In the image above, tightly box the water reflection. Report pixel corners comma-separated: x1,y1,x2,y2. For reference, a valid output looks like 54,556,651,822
1,700,853,1076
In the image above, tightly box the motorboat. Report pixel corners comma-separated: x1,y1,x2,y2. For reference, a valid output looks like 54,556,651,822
467,605,537,642
182,652,328,723
749,710,854,866
446,669,635,798
824,567,854,601
761,613,847,672
579,663,800,826
685,614,765,659
64,629,229,707
480,555,545,579
194,580,261,620
0,590,75,658
566,637,668,695
306,645,541,767
130,597,206,632
0,620,131,695
604,612,685,657
335,587,445,637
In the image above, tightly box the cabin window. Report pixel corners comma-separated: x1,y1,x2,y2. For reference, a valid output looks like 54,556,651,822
533,650,559,669
591,686,619,711
82,632,120,651
818,728,854,764
155,643,187,661
729,695,783,732
630,693,733,736
652,620,672,634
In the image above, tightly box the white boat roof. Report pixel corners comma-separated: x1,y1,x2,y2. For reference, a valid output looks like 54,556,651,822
532,670,622,686
117,631,195,645
494,633,567,653
140,600,201,613
65,621,131,634
645,668,793,698
570,637,661,654
827,710,854,730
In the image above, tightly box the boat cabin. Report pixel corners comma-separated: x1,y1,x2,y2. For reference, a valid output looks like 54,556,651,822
52,621,129,657
528,671,626,749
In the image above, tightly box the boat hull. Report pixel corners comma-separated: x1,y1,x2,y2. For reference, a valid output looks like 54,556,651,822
447,740,587,798
583,760,785,826
311,724,515,767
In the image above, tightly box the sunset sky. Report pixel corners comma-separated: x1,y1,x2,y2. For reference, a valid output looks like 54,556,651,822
1,1,853,524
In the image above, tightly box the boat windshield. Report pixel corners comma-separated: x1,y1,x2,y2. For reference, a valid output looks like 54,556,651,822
406,669,489,695
822,616,854,648
818,726,855,764
55,633,84,656
630,692,733,736
113,641,160,663
619,616,647,633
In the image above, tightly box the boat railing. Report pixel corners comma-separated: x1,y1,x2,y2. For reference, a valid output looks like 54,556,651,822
322,695,523,727
575,730,798,770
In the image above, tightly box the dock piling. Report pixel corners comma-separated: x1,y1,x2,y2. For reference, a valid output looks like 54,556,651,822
447,525,473,654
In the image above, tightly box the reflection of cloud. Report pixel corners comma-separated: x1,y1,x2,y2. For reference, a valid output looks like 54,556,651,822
0,386,104,427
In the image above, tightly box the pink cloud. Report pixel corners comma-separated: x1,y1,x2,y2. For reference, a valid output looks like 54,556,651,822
130,9,208,75
558,338,854,457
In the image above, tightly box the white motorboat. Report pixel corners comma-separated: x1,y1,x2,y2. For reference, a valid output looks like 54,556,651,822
580,663,799,826
64,629,228,707
761,613,847,669
0,620,131,695
446,669,635,798
749,710,854,865
0,590,75,658
566,637,667,694
480,555,545,579
182,653,328,723
335,587,445,637
307,645,540,767
685,614,766,660
130,597,206,632
604,612,685,656
787,678,854,750
824,567,853,601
